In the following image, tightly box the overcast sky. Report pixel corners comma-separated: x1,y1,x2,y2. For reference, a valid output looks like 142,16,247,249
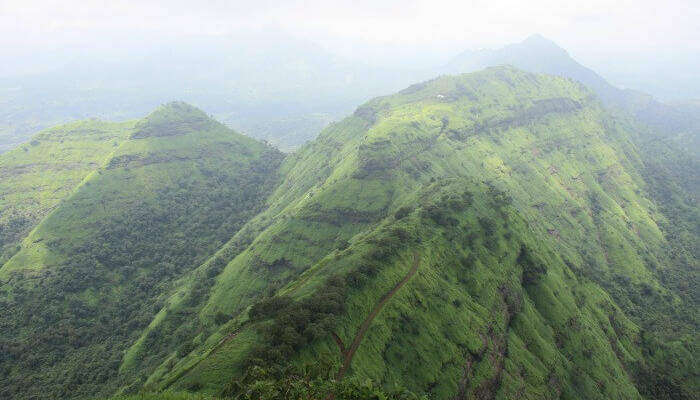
2,0,699,97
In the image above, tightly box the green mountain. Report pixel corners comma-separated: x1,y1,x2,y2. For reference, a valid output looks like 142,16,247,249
0,102,284,399
1,69,697,400
143,67,696,400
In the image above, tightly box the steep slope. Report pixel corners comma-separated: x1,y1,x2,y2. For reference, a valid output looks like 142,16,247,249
0,120,133,265
0,102,284,399
132,68,697,399
0,121,133,265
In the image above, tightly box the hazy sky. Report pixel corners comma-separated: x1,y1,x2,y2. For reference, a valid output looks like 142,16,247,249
3,1,697,46
2,0,699,97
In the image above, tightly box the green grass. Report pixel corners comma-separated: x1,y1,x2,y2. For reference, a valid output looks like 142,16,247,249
0,119,134,266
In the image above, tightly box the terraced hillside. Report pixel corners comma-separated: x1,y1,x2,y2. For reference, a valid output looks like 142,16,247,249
126,68,696,399
1,68,697,400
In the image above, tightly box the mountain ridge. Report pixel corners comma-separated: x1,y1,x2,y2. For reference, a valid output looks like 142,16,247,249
444,35,700,140
123,67,696,399
0,67,697,399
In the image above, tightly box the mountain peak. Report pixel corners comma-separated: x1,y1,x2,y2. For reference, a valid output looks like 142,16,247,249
444,34,627,105
160,100,203,112
131,101,219,139
521,33,557,46
146,101,210,121
514,34,569,56
391,66,586,108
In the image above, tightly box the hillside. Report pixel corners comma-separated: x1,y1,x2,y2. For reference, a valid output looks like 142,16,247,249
0,102,284,399
121,68,696,399
0,120,134,265
1,68,696,400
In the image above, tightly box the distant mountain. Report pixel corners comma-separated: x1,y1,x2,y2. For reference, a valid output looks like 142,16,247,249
445,34,700,140
0,36,424,153
1,35,696,155
446,34,625,105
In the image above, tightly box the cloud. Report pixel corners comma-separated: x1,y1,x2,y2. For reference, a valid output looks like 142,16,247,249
1,0,697,64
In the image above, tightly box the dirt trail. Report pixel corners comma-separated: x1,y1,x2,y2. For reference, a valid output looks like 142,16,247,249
331,331,346,355
162,326,243,390
336,251,421,380
212,327,242,353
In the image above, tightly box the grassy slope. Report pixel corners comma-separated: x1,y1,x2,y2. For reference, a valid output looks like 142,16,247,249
137,68,696,399
0,120,134,266
0,103,285,400
120,112,376,393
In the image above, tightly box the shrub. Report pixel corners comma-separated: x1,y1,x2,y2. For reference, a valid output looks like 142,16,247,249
394,206,413,220
177,341,195,357
478,217,497,236
517,245,548,286
214,311,231,325
422,204,457,227
249,296,294,321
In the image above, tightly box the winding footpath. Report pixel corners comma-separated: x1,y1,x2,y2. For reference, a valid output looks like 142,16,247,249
162,326,243,390
166,251,421,391
336,251,421,380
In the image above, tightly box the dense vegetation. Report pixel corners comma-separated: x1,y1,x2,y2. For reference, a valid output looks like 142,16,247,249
103,376,425,400
121,68,697,399
0,68,697,400
0,103,284,399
